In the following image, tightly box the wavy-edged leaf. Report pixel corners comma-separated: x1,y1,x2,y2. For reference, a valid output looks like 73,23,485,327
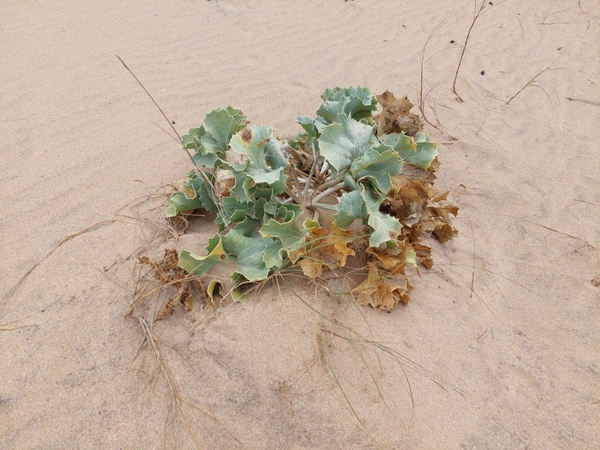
334,190,367,228
260,211,307,260
375,91,423,136
381,132,438,169
359,186,401,247
334,185,400,247
318,115,378,174
229,126,288,186
179,234,230,275
318,86,378,123
165,192,204,218
297,220,356,278
262,239,284,270
353,262,412,310
187,171,218,212
222,228,273,281
201,107,247,154
350,146,403,193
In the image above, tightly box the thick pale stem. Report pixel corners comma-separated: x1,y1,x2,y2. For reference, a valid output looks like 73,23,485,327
310,202,337,211
311,181,346,204
302,141,319,199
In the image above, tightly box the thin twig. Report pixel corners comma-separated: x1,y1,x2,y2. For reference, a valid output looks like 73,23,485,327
116,55,181,141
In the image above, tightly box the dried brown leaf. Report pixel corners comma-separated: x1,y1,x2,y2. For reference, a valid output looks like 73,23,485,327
298,221,356,279
353,263,412,310
375,91,423,136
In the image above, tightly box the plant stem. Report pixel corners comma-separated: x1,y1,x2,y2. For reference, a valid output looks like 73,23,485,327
316,172,347,191
310,202,338,211
284,187,301,205
311,181,346,204
303,141,319,199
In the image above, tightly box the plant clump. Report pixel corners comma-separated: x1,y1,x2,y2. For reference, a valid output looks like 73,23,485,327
165,87,458,310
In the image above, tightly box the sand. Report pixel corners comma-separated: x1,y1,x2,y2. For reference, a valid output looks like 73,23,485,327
1,1,599,448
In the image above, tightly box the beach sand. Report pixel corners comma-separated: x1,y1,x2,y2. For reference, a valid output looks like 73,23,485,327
1,1,599,448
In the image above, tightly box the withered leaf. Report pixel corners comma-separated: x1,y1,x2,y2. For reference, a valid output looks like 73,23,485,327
353,263,412,310
298,221,356,279
375,91,423,136
366,239,415,276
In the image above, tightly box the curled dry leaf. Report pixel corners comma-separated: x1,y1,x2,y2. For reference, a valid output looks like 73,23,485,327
298,221,356,279
353,262,412,310
375,90,423,137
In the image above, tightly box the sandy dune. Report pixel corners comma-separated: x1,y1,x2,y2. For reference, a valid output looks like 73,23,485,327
1,1,599,448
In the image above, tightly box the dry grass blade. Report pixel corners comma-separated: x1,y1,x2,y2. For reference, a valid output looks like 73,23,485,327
418,12,458,137
506,67,551,105
317,329,381,448
136,317,203,449
452,1,492,102
2,220,118,301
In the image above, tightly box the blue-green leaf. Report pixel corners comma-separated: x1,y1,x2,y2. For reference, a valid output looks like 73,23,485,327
165,192,204,218
179,234,230,275
201,108,247,154
318,115,378,174
381,131,438,169
334,190,367,228
318,86,378,123
350,146,403,193
259,211,307,254
222,229,274,281
359,186,401,247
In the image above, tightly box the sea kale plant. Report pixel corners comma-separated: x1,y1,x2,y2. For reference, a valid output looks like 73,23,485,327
165,86,458,310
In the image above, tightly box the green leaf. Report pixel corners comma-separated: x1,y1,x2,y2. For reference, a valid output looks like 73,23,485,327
244,165,287,186
350,146,403,193
201,108,247,154
233,217,262,237
334,190,367,228
192,152,220,168
229,126,288,186
179,234,230,275
318,115,378,174
229,126,272,169
186,171,218,212
165,192,203,218
318,86,378,123
359,186,401,247
412,132,438,169
182,127,205,150
221,197,255,224
296,116,318,138
229,170,253,203
262,239,284,270
333,186,401,247
222,228,274,281
381,131,438,169
260,211,307,255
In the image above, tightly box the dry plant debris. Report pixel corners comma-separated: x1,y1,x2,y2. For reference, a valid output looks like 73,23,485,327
138,248,207,319
163,86,458,310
